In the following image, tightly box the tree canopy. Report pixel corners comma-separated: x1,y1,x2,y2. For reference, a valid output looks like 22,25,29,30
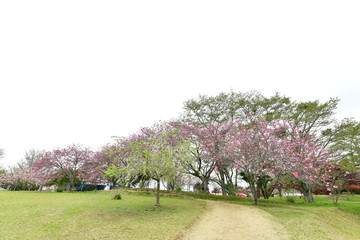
1,90,358,205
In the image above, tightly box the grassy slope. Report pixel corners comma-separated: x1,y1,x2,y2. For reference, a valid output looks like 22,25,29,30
0,191,206,240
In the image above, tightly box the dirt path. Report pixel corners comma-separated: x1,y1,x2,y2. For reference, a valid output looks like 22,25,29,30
181,201,289,240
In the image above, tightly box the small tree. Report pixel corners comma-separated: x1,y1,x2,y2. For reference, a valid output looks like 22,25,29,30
122,124,191,207
102,141,135,188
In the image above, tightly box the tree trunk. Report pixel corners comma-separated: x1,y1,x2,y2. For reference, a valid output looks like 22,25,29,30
201,178,210,193
219,170,227,195
278,188,282,198
140,179,147,188
224,170,236,195
235,170,238,188
249,181,258,205
155,179,161,207
257,186,261,199
306,186,314,203
261,187,269,199
69,178,75,192
112,178,117,189
300,182,314,203
270,188,274,198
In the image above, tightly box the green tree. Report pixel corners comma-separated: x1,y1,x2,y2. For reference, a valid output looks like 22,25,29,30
287,98,339,139
17,149,44,169
183,90,291,124
109,125,191,207
331,118,360,173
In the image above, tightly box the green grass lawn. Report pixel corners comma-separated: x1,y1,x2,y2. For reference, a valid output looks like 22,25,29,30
0,191,206,240
257,195,360,240
1,190,359,240
138,189,360,240
184,191,360,240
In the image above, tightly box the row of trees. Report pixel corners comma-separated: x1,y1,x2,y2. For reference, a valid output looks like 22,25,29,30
0,147,110,191
1,91,359,206
179,92,359,196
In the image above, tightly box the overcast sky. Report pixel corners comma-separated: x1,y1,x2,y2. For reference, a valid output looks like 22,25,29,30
1,1,359,167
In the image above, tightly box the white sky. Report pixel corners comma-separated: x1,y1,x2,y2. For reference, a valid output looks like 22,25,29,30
1,1,359,167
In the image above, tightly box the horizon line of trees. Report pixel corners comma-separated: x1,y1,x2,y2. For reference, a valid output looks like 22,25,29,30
1,91,359,205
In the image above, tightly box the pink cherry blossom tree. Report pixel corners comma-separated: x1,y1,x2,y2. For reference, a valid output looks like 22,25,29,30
0,166,39,190
279,132,341,202
172,120,217,193
0,150,45,191
32,144,95,191
199,121,238,195
206,118,341,205
221,119,293,204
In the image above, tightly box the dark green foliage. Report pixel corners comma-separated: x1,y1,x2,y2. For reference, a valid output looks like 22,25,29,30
46,173,81,191
113,193,122,200
286,196,295,203
193,182,206,193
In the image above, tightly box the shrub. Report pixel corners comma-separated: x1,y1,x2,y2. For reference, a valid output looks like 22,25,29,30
113,193,122,200
286,196,295,203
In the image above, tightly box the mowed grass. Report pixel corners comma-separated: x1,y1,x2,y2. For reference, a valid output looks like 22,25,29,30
139,189,360,240
256,195,360,240
195,193,360,240
1,190,359,240
0,191,206,240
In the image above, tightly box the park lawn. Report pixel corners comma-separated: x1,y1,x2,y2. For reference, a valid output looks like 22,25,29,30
256,195,360,240
127,189,360,239
0,191,206,240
